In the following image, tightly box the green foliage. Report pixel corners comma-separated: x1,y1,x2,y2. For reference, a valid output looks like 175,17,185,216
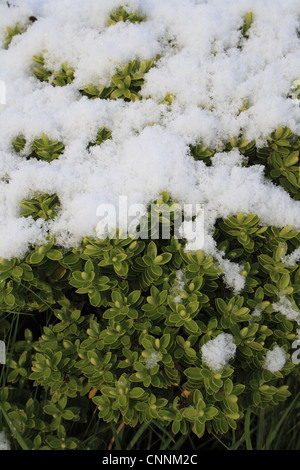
162,93,175,105
0,189,299,449
3,16,37,49
19,192,60,220
217,213,267,254
52,63,75,87
2,9,300,451
33,54,52,82
189,142,215,166
108,6,147,25
241,12,253,39
88,126,112,149
12,133,65,162
219,128,300,201
33,54,74,86
4,22,27,48
30,134,65,161
81,59,154,101
11,135,26,153
264,128,300,200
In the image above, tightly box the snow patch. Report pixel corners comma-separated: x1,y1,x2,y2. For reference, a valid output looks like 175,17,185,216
201,333,237,372
0,0,299,288
263,345,286,373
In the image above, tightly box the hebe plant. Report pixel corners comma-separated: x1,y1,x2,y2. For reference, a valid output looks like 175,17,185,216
80,59,154,102
3,15,37,49
4,22,26,49
0,6,299,450
33,55,75,87
107,6,147,25
19,193,60,221
0,187,299,449
12,133,65,162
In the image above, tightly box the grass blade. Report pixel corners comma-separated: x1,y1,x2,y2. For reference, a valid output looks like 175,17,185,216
244,409,253,450
126,421,151,450
0,402,30,450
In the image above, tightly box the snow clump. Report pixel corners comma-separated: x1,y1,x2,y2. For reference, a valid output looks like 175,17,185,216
201,333,237,372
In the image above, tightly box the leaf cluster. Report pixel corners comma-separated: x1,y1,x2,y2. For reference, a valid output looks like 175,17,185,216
0,192,299,448
12,133,65,162
81,59,154,102
108,6,147,25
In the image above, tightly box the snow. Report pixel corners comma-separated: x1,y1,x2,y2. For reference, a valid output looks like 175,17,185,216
144,351,161,369
212,250,246,294
0,0,299,295
0,431,10,450
251,305,263,321
170,269,186,303
201,333,237,372
263,345,286,373
282,247,300,266
272,296,300,325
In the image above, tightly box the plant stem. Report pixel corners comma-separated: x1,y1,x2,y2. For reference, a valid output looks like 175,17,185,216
126,421,151,450
108,421,125,450
256,409,265,450
244,409,253,450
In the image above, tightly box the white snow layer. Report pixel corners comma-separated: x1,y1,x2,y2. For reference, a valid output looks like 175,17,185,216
272,295,300,325
201,333,237,372
263,345,287,373
144,351,161,369
0,0,300,285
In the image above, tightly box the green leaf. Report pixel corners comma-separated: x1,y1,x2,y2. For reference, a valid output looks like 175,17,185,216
154,253,172,265
192,420,205,438
43,404,59,416
47,249,63,260
62,410,75,420
29,252,45,264
185,368,202,380
129,387,146,399
4,293,15,306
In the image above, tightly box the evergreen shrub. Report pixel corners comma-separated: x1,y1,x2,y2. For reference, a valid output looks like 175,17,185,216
0,4,299,451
